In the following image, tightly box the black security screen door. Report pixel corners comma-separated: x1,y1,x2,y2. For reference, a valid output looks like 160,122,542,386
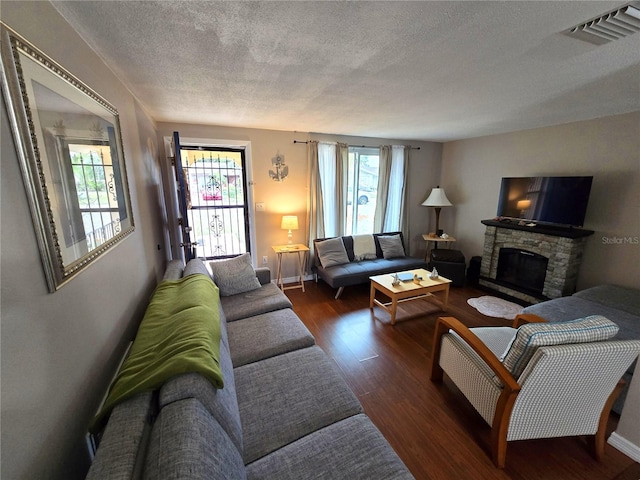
177,143,251,259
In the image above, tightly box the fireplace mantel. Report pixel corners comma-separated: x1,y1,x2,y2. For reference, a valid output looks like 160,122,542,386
481,219,594,238
479,220,594,304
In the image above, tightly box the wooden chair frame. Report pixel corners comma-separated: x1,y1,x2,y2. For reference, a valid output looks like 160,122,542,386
429,314,625,468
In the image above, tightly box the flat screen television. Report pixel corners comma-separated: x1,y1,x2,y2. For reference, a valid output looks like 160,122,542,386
496,176,593,228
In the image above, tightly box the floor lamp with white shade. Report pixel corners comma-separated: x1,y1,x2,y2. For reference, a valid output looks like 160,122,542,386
421,186,452,237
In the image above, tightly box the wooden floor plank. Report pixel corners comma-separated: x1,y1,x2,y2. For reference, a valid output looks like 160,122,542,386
284,280,638,480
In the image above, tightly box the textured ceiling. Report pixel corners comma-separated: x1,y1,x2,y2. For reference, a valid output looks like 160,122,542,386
51,1,640,142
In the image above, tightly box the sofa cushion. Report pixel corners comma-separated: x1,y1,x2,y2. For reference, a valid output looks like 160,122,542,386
86,392,153,480
501,315,619,378
234,346,363,464
144,398,246,480
209,253,262,296
318,257,429,288
315,237,350,267
377,234,406,259
220,282,293,322
245,414,414,480
573,285,640,317
522,296,640,342
158,298,245,450
159,348,243,451
184,257,212,278
227,309,315,367
162,259,184,281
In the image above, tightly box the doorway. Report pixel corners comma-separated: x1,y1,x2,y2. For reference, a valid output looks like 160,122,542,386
178,146,251,259
168,132,254,262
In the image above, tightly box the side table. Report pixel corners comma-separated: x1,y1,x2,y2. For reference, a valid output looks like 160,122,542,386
272,244,309,292
422,234,457,262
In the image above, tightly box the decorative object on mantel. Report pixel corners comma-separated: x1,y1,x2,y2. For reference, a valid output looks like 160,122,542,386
422,186,452,237
281,215,298,244
467,296,524,320
269,153,288,181
0,24,134,292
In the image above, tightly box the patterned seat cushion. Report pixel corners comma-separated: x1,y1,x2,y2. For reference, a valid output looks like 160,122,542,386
501,315,619,378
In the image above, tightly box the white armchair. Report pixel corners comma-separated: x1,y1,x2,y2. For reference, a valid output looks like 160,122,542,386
429,313,640,468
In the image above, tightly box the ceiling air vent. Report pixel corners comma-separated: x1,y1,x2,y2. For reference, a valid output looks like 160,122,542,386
566,4,640,44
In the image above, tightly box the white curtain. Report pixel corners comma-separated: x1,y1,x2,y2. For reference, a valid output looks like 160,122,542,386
308,141,349,244
383,145,408,233
318,142,338,237
309,141,407,248
373,145,392,232
374,145,407,234
335,142,349,236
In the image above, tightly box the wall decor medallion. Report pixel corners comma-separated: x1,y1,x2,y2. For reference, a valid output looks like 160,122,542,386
0,24,134,292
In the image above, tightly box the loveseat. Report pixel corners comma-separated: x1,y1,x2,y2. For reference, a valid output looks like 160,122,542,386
522,284,640,414
313,232,428,299
86,255,413,479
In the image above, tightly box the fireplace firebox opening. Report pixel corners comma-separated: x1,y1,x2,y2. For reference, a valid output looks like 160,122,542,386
496,248,548,295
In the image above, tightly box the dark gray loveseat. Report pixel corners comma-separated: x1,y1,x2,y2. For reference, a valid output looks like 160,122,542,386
313,232,428,299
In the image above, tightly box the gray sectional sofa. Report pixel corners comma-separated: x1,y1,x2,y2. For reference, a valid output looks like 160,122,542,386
523,284,640,414
86,258,413,479
313,232,429,298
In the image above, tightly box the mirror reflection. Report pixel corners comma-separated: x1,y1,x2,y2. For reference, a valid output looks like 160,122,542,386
1,23,134,290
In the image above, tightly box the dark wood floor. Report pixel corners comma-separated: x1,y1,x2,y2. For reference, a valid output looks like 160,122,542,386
284,280,640,480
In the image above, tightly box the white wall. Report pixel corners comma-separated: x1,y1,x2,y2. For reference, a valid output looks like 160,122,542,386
157,123,442,278
1,3,167,479
441,112,640,290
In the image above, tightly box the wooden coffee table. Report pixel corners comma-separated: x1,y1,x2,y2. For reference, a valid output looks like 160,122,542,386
369,269,451,325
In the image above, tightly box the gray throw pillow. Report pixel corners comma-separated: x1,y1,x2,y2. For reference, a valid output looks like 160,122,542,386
209,253,261,296
315,237,350,268
378,234,405,259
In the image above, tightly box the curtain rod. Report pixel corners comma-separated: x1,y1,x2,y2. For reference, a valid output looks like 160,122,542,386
293,140,420,150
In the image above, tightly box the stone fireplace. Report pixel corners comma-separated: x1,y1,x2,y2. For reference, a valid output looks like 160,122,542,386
479,220,593,304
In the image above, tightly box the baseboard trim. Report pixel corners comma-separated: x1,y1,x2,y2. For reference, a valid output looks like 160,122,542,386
608,432,640,462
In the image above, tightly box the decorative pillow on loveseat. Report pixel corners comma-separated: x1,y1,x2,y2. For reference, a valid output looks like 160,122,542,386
209,253,261,296
315,237,350,268
501,315,619,378
377,234,405,259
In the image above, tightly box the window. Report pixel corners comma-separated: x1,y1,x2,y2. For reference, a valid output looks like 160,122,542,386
346,147,379,235
312,142,407,239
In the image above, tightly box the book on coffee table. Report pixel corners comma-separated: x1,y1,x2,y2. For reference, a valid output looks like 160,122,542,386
397,272,414,282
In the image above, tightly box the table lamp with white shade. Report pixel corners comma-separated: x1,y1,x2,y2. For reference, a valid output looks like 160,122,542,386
281,215,299,244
